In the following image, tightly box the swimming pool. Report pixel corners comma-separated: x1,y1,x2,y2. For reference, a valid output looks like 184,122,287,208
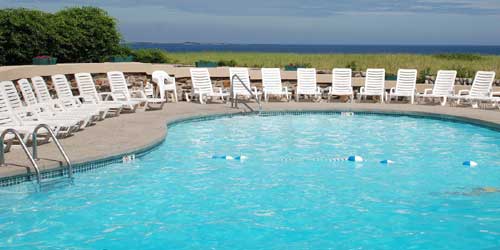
1,112,499,249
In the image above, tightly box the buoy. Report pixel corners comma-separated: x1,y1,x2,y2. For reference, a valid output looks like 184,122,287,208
348,155,363,162
234,155,248,161
380,159,395,164
463,160,478,167
212,155,234,160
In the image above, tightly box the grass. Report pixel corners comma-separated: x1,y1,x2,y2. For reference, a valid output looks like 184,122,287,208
167,52,500,77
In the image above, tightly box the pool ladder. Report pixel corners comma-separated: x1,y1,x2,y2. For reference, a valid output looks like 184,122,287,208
0,124,73,191
230,74,262,114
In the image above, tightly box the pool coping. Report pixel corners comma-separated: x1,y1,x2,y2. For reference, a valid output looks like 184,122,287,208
0,107,499,188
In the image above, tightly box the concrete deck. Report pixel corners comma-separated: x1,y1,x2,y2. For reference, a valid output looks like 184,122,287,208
0,102,499,181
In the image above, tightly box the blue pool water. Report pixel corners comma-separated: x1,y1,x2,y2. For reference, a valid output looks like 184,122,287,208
1,113,500,250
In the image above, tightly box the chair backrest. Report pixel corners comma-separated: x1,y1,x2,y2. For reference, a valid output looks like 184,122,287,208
229,67,252,95
331,68,353,94
31,76,53,103
395,69,417,95
51,74,74,99
107,71,131,100
0,90,17,126
189,68,214,95
75,73,100,102
432,70,457,95
18,79,39,106
297,68,317,93
364,68,385,95
261,68,282,92
469,71,495,97
0,81,24,110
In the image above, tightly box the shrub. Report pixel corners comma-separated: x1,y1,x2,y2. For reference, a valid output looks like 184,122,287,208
0,7,123,65
132,49,171,63
0,8,54,65
455,65,475,78
433,53,483,61
345,61,358,71
217,59,237,67
417,67,432,83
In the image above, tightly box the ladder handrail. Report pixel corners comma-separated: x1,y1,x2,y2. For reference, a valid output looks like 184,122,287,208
0,129,41,185
231,74,262,113
32,124,73,179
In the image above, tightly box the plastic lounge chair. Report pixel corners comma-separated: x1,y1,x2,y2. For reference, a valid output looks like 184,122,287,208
328,68,354,103
261,68,290,102
30,76,100,125
75,72,137,113
107,71,165,110
296,68,321,102
152,70,178,102
448,71,496,108
416,70,457,106
188,68,228,104
52,74,111,120
0,81,79,137
386,69,418,104
358,68,386,103
229,67,261,101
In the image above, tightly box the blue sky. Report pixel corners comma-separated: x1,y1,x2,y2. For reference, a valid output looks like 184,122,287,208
1,0,499,45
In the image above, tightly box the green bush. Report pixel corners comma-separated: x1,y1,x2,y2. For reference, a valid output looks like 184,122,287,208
433,53,483,61
217,59,237,67
132,49,171,64
345,61,358,71
0,8,54,65
455,65,475,78
0,7,123,65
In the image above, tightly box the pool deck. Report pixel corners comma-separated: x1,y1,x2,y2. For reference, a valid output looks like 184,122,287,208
0,102,499,182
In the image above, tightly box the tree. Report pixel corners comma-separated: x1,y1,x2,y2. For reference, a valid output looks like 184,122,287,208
0,8,54,65
52,7,122,63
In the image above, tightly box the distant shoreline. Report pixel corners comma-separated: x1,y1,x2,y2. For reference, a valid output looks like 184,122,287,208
127,42,500,55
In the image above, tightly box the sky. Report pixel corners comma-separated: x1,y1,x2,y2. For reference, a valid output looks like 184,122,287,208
1,0,499,45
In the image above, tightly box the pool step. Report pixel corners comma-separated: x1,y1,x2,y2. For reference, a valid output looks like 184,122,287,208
39,177,73,191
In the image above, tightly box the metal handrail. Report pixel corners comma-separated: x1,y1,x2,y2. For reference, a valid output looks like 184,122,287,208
0,129,41,185
32,124,73,179
230,74,262,113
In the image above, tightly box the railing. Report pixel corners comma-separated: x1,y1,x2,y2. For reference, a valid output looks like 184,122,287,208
32,124,73,180
0,129,41,186
230,74,262,114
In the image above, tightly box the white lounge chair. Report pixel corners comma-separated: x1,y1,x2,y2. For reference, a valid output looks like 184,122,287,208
416,70,457,106
75,72,138,113
448,71,496,108
296,68,321,102
0,85,56,144
261,68,289,102
386,69,418,104
328,68,354,102
0,81,79,137
358,68,386,103
152,70,178,102
229,67,261,101
188,68,229,104
107,71,165,110
21,78,94,128
52,74,113,120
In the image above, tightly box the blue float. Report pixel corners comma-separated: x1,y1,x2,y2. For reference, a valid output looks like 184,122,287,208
463,160,478,167
348,155,364,162
380,159,395,164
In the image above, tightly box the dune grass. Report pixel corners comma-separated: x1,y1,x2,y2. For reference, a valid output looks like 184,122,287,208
168,52,500,77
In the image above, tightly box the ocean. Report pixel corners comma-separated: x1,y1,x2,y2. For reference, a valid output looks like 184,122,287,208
129,43,500,55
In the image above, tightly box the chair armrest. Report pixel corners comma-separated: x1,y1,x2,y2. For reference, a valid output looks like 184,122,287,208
458,89,470,96
423,88,432,94
99,92,115,101
389,87,396,94
283,86,289,93
490,91,500,97
76,94,97,104
130,90,147,99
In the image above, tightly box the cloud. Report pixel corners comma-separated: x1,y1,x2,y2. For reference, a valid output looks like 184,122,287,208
1,0,500,16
